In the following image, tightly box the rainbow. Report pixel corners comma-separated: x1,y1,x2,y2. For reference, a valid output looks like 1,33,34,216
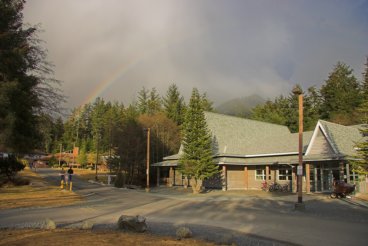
80,55,142,107
77,32,198,109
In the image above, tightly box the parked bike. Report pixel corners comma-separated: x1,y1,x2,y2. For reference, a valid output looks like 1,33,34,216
268,182,289,192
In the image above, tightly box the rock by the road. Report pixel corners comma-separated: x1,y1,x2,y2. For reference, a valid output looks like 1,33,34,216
176,226,192,239
117,215,147,233
39,218,56,229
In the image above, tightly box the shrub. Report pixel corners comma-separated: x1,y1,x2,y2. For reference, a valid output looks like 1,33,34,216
114,172,126,188
13,177,31,186
48,155,59,167
0,155,25,182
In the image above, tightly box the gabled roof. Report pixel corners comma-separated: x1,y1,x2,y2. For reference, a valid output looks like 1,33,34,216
305,120,365,158
205,112,312,156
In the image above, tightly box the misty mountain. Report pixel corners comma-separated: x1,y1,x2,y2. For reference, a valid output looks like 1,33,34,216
215,94,266,117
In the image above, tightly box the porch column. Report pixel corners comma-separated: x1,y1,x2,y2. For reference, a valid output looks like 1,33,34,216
314,167,318,192
266,165,270,181
306,163,310,193
339,161,344,181
222,165,227,191
346,163,350,183
321,169,324,191
156,167,160,187
244,166,248,190
169,167,174,187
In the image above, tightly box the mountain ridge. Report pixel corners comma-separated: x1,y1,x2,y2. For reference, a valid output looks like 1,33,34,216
215,94,266,117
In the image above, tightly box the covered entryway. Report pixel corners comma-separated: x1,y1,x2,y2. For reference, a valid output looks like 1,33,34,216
308,162,341,192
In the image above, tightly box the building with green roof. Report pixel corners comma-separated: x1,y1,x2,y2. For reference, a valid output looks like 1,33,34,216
153,112,365,192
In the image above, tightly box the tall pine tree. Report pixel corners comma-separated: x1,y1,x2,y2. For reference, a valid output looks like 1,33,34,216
320,62,361,124
351,100,368,175
179,88,218,193
361,56,368,101
0,0,63,153
163,84,186,125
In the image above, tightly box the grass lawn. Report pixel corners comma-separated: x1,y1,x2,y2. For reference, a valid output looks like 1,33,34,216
0,229,214,246
0,168,82,209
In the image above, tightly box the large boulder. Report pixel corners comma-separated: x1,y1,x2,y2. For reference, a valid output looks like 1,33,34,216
117,215,147,233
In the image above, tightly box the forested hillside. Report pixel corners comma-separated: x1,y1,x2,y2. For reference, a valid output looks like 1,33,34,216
215,94,265,117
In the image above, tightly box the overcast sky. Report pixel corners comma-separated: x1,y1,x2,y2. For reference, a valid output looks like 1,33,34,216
23,0,368,110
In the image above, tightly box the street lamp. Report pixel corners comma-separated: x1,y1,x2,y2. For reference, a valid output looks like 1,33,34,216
145,128,151,192
293,86,305,210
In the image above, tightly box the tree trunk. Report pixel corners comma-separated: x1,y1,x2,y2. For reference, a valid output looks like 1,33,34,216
190,178,202,194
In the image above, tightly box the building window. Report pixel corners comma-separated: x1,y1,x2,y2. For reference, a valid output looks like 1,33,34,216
278,168,292,181
255,167,266,180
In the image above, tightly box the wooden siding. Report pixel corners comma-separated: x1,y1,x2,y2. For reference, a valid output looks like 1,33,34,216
227,165,245,190
308,128,335,155
247,167,263,190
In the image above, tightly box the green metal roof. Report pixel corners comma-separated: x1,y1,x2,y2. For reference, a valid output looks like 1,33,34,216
154,112,364,167
205,112,312,155
317,120,364,156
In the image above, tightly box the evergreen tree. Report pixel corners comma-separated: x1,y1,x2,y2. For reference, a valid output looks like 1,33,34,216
320,62,361,124
304,86,321,131
284,85,303,133
163,84,186,125
361,56,368,101
201,92,214,112
251,85,319,132
251,98,287,125
350,100,368,175
0,0,64,153
137,87,149,114
179,88,218,193
147,87,162,115
77,144,88,168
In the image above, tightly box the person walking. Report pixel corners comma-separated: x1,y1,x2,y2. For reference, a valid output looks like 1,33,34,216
60,168,66,189
67,166,74,191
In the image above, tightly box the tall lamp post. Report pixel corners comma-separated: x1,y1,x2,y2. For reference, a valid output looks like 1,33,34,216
145,128,151,192
293,86,305,210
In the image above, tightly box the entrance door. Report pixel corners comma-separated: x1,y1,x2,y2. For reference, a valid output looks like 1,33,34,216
322,169,333,191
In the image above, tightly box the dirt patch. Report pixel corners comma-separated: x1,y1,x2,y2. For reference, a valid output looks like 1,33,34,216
0,168,83,209
356,193,368,201
0,229,215,246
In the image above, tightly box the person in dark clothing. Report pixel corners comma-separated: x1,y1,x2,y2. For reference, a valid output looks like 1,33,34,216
67,166,74,184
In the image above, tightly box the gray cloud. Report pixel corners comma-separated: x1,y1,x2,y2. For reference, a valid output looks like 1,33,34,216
23,0,368,109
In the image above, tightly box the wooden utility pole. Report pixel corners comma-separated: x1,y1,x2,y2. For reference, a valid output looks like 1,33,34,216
146,128,151,192
297,93,303,204
95,133,99,181
58,144,62,167
292,86,305,210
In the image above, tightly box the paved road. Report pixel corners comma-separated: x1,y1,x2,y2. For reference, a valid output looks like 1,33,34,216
1,168,368,246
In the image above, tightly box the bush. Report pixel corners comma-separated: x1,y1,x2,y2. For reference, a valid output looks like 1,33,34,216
48,155,59,167
0,155,25,182
114,172,126,188
12,177,31,186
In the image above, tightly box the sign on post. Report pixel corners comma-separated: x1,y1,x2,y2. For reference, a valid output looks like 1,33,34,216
297,166,303,176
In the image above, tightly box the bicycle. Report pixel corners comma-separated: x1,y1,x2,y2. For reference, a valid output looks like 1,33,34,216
261,180,269,191
268,182,289,192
